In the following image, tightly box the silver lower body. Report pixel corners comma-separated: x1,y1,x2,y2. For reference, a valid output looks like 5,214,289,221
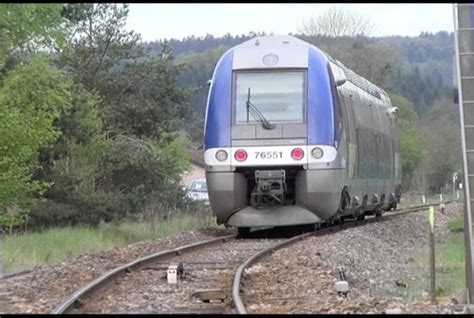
206,168,344,227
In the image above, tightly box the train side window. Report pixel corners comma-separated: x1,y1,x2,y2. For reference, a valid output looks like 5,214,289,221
357,128,362,178
371,132,376,178
338,90,350,178
385,135,392,179
381,135,385,179
362,130,365,178
330,70,343,146
374,134,379,178
381,134,385,179
363,129,369,179
384,135,387,178
348,102,357,145
346,91,357,178
350,87,361,178
338,91,350,143
363,129,367,179
378,134,382,179
366,130,370,178
373,134,376,178
389,137,394,178
366,131,371,178
392,139,396,178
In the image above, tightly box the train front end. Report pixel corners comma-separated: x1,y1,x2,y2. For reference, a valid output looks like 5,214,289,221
204,36,344,229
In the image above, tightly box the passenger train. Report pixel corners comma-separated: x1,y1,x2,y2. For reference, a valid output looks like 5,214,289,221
203,35,401,233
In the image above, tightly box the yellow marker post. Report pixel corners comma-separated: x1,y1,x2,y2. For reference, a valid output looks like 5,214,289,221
429,206,436,304
429,206,435,233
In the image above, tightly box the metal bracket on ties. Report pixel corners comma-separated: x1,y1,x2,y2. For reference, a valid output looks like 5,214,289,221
167,262,184,284
335,267,349,297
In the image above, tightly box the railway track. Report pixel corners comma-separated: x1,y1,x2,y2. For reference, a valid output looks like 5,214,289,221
51,201,451,314
233,201,453,314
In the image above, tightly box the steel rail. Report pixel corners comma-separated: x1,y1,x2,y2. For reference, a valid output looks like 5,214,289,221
232,201,453,314
51,234,236,314
1,268,33,280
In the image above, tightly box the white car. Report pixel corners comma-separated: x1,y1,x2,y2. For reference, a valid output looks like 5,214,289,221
187,179,209,204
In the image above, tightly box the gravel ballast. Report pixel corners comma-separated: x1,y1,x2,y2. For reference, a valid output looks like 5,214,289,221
0,228,233,314
242,202,464,314
0,202,464,314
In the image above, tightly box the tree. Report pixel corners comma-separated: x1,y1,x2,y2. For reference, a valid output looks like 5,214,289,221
420,97,461,193
100,42,192,139
58,4,143,91
298,8,400,90
337,41,401,89
0,4,72,228
391,94,424,190
28,4,193,227
0,58,71,212
176,45,229,143
0,4,67,55
299,7,374,38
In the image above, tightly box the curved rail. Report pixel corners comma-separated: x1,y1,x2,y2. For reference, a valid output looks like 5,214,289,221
52,234,236,314
1,268,33,280
232,201,453,314
232,231,313,313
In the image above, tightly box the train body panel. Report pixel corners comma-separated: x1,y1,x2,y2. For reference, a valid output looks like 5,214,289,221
204,35,401,228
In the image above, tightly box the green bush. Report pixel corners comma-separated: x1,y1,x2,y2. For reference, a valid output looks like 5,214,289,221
28,191,143,229
27,200,78,229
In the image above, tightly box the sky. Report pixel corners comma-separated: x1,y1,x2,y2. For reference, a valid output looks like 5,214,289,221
126,3,454,42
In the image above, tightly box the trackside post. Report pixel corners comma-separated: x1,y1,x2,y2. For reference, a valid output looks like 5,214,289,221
453,3,474,303
429,206,436,304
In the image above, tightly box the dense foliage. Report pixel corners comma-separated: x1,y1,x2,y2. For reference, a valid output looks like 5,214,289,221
0,4,192,230
0,4,462,231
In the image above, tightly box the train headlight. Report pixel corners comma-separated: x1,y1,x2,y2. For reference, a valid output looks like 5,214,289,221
311,147,324,159
291,148,304,160
215,150,228,162
234,149,248,162
262,53,278,66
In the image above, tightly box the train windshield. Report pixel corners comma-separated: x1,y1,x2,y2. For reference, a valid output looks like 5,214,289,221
234,71,304,124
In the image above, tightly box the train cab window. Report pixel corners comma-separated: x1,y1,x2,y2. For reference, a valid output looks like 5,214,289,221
234,71,304,124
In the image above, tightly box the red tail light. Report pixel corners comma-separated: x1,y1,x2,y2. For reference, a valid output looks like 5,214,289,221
234,149,248,161
291,148,304,160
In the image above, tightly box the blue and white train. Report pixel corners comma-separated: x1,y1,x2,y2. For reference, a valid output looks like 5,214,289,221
203,35,401,233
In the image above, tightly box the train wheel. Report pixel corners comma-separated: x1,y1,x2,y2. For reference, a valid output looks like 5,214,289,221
237,227,250,237
374,209,383,218
331,215,342,225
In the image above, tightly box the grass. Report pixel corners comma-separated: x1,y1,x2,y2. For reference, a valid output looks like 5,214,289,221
400,192,459,208
435,233,466,300
3,208,222,273
407,217,466,302
447,217,464,233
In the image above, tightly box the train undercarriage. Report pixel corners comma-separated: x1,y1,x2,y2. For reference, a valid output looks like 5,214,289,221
207,166,401,234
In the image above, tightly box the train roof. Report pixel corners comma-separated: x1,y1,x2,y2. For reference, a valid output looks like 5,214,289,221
232,35,389,101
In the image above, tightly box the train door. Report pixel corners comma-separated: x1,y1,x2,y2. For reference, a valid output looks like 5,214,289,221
338,90,350,178
373,103,385,202
350,88,366,203
339,88,357,180
387,115,396,197
367,130,374,205
365,101,376,205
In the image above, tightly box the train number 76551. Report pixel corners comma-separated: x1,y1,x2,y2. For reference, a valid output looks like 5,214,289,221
254,151,283,159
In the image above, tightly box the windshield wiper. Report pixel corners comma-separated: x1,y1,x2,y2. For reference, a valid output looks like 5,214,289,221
246,88,275,130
